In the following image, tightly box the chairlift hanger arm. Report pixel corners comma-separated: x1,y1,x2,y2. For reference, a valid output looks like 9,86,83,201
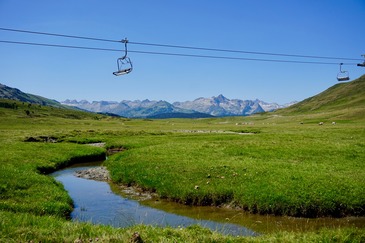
119,38,129,59
339,63,344,72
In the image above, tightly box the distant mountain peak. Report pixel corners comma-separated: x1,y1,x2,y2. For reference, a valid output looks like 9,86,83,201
214,94,228,102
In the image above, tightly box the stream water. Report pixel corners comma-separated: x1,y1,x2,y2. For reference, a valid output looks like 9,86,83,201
52,163,257,236
52,163,365,236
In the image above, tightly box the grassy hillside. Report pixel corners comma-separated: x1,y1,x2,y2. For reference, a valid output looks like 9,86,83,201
276,75,365,120
1,83,70,109
0,98,111,120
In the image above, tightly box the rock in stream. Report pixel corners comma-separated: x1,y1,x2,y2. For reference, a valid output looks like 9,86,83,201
74,166,110,181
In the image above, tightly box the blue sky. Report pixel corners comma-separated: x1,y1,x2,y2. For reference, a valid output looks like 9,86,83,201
0,0,364,104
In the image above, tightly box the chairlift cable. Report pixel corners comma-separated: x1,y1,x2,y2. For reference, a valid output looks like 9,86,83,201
0,40,120,52
0,27,362,62
129,49,355,65
0,27,120,43
128,41,362,61
0,40,358,65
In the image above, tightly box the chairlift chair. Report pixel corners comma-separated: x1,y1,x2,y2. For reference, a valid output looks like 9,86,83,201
337,63,350,82
113,57,133,76
358,55,365,67
113,38,133,76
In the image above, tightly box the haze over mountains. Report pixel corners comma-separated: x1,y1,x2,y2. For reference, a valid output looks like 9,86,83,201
62,95,296,118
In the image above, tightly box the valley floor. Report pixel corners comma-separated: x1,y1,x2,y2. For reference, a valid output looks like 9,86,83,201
1,100,364,242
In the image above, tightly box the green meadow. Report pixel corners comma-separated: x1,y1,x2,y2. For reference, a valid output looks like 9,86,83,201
1,76,365,242
106,119,365,218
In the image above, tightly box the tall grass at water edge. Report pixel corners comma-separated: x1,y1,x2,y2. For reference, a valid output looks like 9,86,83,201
1,211,365,242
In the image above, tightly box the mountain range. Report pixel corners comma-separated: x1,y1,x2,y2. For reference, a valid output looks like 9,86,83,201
0,82,294,118
2,75,365,119
61,95,295,118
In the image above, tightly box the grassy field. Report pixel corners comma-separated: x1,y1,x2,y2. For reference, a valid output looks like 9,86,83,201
106,119,365,217
0,97,364,242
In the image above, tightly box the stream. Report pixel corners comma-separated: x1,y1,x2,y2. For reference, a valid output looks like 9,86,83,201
52,163,365,236
52,163,257,236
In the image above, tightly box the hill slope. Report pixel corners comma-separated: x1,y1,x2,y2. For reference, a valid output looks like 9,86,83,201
0,83,65,108
277,75,365,120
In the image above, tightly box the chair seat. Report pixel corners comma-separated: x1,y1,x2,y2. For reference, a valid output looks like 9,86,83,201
113,68,132,76
337,76,350,81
